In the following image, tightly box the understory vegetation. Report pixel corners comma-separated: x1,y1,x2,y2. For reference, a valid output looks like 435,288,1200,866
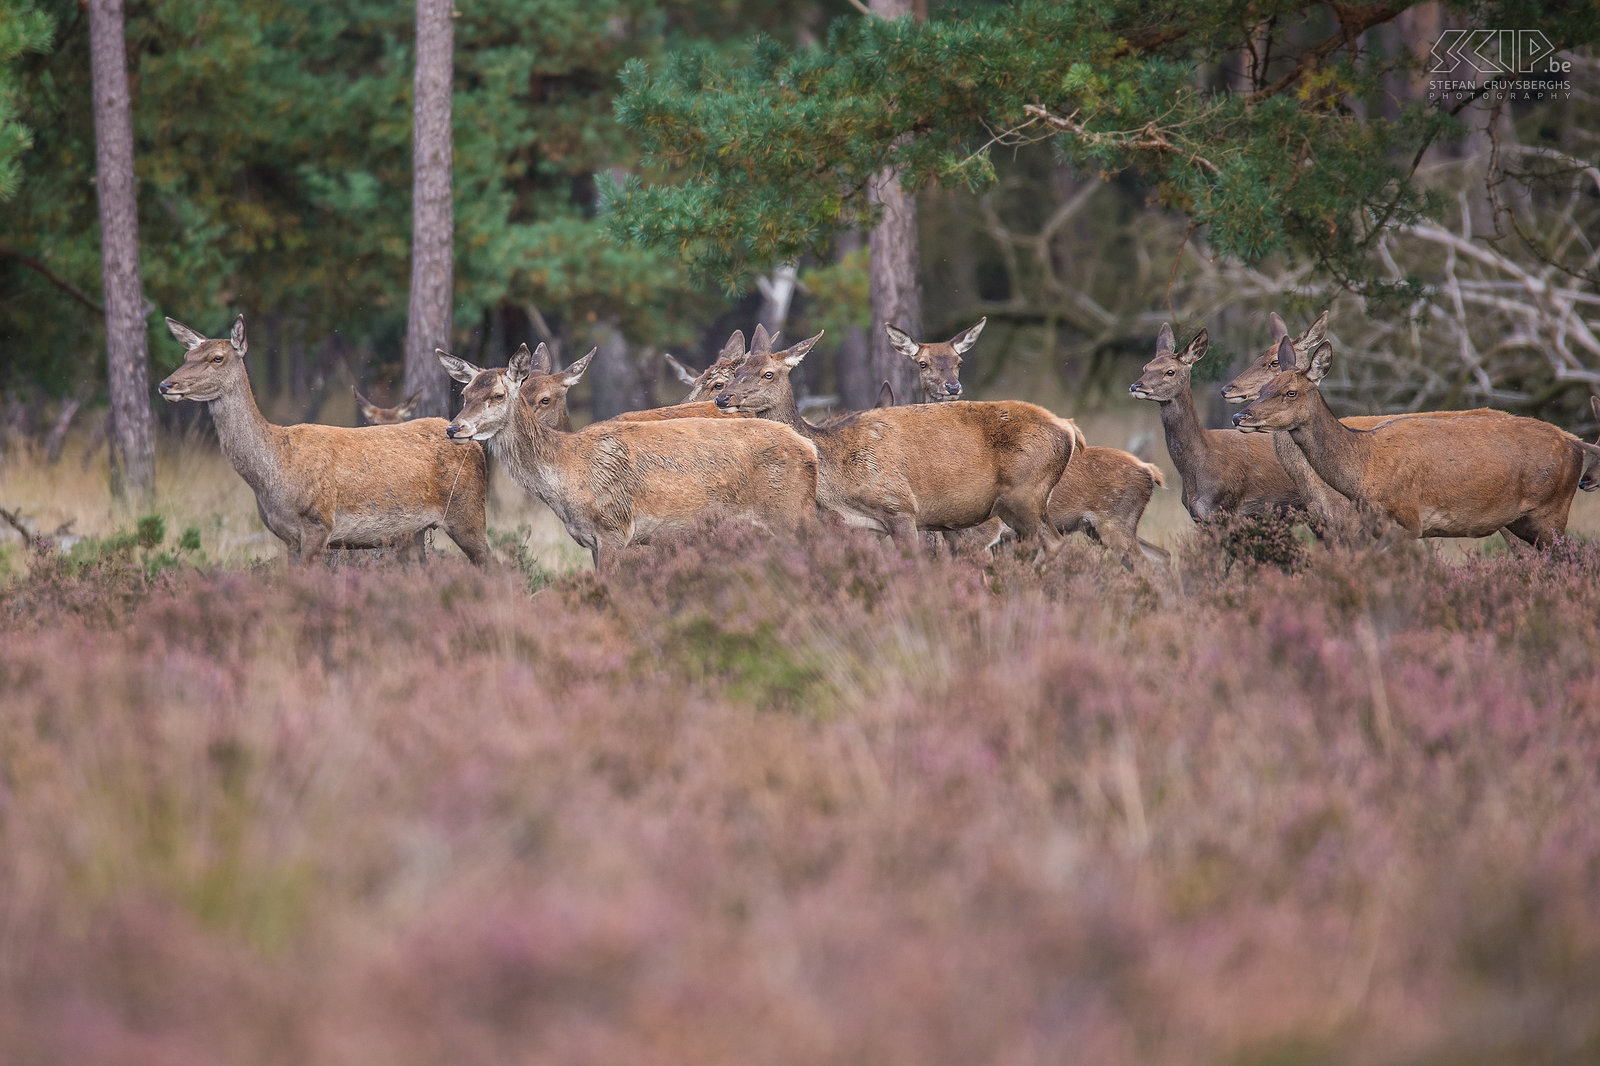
4,523,1599,1064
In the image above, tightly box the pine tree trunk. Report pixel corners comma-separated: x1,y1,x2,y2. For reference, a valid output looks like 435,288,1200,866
403,0,454,419
87,0,153,500
866,0,921,407
588,319,645,422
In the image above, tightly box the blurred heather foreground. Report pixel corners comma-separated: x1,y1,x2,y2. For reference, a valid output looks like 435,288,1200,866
3,522,1600,1065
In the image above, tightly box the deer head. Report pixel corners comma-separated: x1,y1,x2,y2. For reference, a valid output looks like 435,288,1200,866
1130,324,1208,403
714,330,825,415
885,318,985,401
1220,310,1330,404
355,387,423,425
439,344,531,442
669,330,749,403
1231,338,1334,432
521,344,595,427
158,315,249,403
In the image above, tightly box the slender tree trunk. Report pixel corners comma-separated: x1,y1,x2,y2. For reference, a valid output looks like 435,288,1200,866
403,0,454,418
866,0,921,407
588,318,645,421
88,0,153,499
833,232,874,411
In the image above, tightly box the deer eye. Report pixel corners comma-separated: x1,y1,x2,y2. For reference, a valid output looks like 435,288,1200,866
763,371,774,379
539,396,551,405
1285,390,1297,398
919,361,928,369
1164,369,1175,377
1269,361,1278,369
211,356,225,364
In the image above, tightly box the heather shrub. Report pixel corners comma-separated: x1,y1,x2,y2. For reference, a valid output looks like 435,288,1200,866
3,531,1600,1065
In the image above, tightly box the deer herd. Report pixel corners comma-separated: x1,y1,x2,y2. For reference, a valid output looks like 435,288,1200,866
156,311,1600,571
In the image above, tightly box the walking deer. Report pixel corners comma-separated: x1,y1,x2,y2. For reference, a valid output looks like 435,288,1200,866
887,322,1166,565
438,344,820,569
158,316,489,565
1220,311,1511,526
355,387,422,425
1131,325,1302,520
1232,339,1600,546
713,328,1076,552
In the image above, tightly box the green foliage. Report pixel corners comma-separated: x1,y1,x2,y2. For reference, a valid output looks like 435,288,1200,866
53,512,200,578
0,0,52,202
608,0,1599,292
0,1,817,397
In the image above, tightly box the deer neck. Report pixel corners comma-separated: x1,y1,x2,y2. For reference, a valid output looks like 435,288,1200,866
1284,391,1369,498
490,395,566,496
1157,382,1211,469
206,371,283,492
760,385,817,440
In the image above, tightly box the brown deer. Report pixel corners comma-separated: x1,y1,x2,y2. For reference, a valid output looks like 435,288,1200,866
888,323,1166,565
1232,339,1600,546
158,316,489,565
1582,396,1600,492
1220,311,1511,526
355,387,422,425
438,344,820,569
885,318,986,401
609,331,751,423
713,328,1076,552
1131,325,1302,521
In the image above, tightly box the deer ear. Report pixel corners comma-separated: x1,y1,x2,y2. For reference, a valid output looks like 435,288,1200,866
436,349,481,384
1178,329,1209,365
949,316,986,355
1299,310,1330,351
751,324,773,354
1276,336,1301,372
528,342,552,376
781,331,823,368
561,347,597,387
396,390,422,418
664,353,697,386
718,330,747,361
884,324,920,360
1307,342,1333,383
165,317,208,351
875,380,895,408
507,343,534,383
354,388,379,421
1268,312,1289,343
1591,395,1600,421
1157,323,1175,354
230,315,248,355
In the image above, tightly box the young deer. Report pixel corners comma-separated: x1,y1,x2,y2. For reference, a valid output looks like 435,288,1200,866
1220,311,1511,526
888,322,1166,565
438,344,820,569
355,387,422,425
885,318,986,401
609,331,751,423
158,316,489,564
714,328,1076,552
1232,339,1600,546
1130,325,1302,520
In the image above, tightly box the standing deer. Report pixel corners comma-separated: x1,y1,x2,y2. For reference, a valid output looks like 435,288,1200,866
1130,325,1302,520
1220,311,1511,526
158,316,488,565
1232,339,1600,546
886,322,1166,566
438,344,820,569
355,387,422,425
713,327,1076,552
885,318,986,401
609,330,751,423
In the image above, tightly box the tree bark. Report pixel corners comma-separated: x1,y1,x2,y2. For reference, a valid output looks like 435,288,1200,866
403,0,454,418
866,0,921,407
88,0,154,499
588,318,645,422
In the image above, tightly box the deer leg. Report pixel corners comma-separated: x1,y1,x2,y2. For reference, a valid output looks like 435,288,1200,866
447,523,492,567
884,514,920,551
295,526,331,565
994,493,1065,561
